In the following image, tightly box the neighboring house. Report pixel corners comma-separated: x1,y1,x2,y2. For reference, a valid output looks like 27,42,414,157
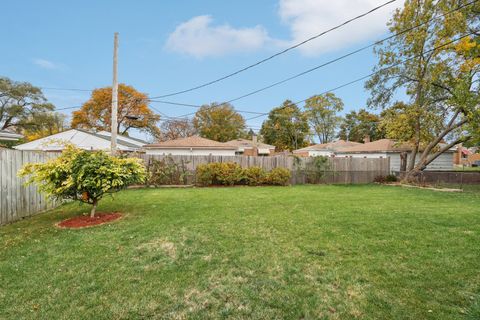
14,129,146,152
335,138,455,172
144,136,237,156
227,138,275,156
453,145,472,165
0,130,23,142
467,153,480,166
293,140,362,157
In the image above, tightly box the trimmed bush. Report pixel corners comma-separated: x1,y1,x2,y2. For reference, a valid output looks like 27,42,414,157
195,163,291,187
266,167,291,186
195,162,244,186
216,162,244,186
196,163,214,186
244,166,267,186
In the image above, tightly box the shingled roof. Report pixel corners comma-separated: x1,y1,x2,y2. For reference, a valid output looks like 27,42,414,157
144,136,237,150
337,139,412,153
226,138,275,149
293,140,361,153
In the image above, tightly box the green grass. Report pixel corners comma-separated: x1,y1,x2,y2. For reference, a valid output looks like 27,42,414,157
454,166,480,171
1,185,480,319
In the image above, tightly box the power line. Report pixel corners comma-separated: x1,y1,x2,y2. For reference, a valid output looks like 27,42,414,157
147,0,398,99
148,99,266,115
39,1,477,121
39,87,92,92
148,0,478,118
244,32,475,123
204,0,480,107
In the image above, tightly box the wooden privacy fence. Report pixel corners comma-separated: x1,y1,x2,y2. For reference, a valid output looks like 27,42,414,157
0,151,389,226
396,170,480,185
136,154,391,185
0,149,58,225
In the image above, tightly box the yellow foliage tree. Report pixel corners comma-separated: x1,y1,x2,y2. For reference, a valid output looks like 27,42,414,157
71,84,160,137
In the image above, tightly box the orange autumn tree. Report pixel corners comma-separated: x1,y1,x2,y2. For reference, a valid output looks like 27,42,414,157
71,84,160,136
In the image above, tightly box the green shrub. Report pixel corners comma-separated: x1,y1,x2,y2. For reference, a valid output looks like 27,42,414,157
195,162,244,186
216,162,244,185
244,166,267,186
19,145,146,217
196,163,214,186
195,163,291,187
146,156,191,186
266,167,291,186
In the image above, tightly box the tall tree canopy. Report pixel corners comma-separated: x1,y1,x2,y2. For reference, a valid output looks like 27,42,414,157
23,112,68,141
366,0,479,177
304,93,343,143
260,100,310,151
0,77,54,132
193,103,246,142
158,118,197,141
338,109,384,142
71,84,160,137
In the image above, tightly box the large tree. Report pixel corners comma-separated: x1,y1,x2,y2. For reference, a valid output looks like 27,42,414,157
71,84,160,137
158,118,197,141
193,103,246,142
338,109,384,142
304,93,343,143
0,77,54,132
366,0,479,178
23,112,68,141
260,100,310,151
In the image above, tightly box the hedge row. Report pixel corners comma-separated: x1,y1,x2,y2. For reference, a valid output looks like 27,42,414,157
196,162,291,186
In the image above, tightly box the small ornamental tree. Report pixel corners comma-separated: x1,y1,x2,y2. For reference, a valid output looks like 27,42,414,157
19,145,146,217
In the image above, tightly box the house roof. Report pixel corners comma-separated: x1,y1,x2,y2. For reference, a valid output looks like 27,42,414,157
95,130,147,148
0,130,23,141
14,129,143,151
336,139,413,153
293,140,361,153
226,138,275,149
144,136,237,150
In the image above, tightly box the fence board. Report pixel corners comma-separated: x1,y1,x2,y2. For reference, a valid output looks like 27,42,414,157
138,154,390,185
1,151,391,226
0,150,59,226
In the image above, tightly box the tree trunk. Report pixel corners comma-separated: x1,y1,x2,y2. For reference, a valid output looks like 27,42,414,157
90,199,98,218
403,136,471,182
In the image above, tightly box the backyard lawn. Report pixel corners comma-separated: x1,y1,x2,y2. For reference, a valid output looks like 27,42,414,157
1,185,479,319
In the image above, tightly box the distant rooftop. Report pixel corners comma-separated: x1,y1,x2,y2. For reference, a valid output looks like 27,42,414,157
145,136,237,150
226,138,275,149
293,140,361,153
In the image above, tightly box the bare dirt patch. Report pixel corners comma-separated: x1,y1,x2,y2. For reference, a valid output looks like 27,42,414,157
56,212,122,229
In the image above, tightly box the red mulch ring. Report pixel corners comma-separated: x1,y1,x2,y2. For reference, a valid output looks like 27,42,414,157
57,212,122,229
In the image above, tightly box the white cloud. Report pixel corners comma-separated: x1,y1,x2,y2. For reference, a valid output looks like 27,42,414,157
165,1,405,58
278,0,405,55
32,58,61,69
165,15,274,58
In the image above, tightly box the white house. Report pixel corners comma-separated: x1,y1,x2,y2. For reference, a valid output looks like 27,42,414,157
14,129,146,152
144,136,237,156
335,139,454,172
0,130,23,142
293,140,362,157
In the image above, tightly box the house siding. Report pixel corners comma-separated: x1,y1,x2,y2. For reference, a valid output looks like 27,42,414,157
335,151,453,172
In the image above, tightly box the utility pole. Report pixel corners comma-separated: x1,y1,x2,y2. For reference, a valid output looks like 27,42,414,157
111,32,119,155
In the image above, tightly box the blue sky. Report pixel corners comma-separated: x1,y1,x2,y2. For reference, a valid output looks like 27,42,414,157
0,0,404,140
